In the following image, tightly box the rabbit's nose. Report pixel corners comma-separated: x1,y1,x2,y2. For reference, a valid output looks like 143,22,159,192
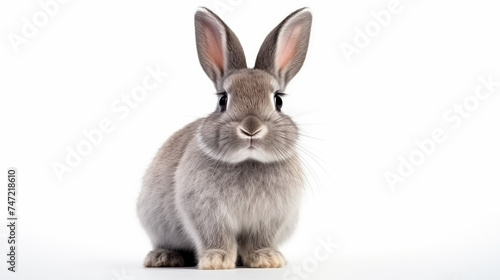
237,116,267,139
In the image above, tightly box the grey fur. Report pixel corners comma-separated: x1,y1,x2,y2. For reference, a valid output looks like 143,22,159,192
255,7,312,89
137,7,312,270
194,7,247,91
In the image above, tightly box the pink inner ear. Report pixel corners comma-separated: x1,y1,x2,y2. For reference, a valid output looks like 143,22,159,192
277,25,302,71
204,25,224,72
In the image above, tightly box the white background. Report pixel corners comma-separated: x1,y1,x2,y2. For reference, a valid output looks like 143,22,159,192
1,0,500,279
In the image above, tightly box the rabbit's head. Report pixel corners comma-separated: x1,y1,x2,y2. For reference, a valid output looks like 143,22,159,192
194,7,312,163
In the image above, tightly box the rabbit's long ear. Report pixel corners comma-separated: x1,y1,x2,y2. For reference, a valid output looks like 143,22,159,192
195,7,247,90
254,8,312,89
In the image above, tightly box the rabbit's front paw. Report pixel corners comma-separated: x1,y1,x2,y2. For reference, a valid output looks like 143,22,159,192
198,249,236,270
143,249,184,267
242,248,286,268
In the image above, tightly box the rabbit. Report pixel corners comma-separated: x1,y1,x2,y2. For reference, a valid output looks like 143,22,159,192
136,6,312,270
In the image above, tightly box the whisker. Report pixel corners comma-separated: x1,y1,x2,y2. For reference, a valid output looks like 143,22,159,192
274,134,334,197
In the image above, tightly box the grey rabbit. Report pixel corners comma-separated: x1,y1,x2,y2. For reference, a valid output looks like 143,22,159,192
137,6,312,269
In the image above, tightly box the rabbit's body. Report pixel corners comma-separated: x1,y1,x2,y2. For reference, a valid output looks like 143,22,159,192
137,121,199,252
138,118,302,263
137,7,312,269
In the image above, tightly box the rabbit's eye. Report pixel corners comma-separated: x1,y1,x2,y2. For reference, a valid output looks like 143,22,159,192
274,93,284,111
218,92,228,112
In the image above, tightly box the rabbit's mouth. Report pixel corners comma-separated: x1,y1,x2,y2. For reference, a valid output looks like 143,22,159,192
221,141,275,163
248,138,256,149
244,141,257,152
